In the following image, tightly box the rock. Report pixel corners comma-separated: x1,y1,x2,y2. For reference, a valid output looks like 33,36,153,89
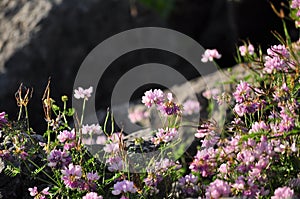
94,63,251,141
0,0,57,73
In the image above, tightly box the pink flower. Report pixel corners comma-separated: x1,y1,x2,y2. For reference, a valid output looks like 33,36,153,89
205,179,231,199
82,192,103,199
106,156,124,172
41,187,49,195
178,174,199,196
239,45,247,56
151,128,178,145
232,176,246,191
103,142,119,153
271,187,294,199
233,81,251,103
57,130,75,143
28,187,49,199
182,99,201,115
61,164,82,189
249,121,269,133
0,112,7,125
201,49,222,62
128,108,149,123
248,44,255,55
82,124,102,135
234,103,247,117
74,86,93,100
218,163,228,174
112,180,137,195
264,45,290,73
28,187,38,197
142,89,164,107
189,147,217,177
239,44,255,56
291,0,300,9
87,172,100,181
47,149,72,168
202,88,220,99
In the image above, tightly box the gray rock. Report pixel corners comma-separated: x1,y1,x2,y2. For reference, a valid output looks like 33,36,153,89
94,63,251,141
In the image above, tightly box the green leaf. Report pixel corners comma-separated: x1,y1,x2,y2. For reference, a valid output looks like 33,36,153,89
66,108,75,116
52,104,60,112
32,164,46,176
4,165,20,177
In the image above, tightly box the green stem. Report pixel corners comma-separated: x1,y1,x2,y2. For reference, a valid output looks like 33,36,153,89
80,99,86,126
18,106,22,121
24,106,30,133
27,158,59,186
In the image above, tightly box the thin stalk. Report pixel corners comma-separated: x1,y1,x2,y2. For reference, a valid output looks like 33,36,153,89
27,158,59,186
24,106,30,133
18,106,22,121
80,99,86,126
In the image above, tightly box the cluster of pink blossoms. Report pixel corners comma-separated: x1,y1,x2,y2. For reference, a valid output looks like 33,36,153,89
74,86,93,100
0,112,7,126
57,129,76,150
47,149,72,168
112,180,137,198
264,44,291,74
271,186,294,199
233,81,264,117
144,158,181,194
82,192,103,199
142,89,181,115
103,132,125,172
28,187,49,199
291,0,300,26
189,147,217,177
182,99,201,116
151,127,179,145
205,179,231,198
201,49,222,62
177,173,199,196
81,124,106,145
61,163,100,192
239,43,255,56
128,107,149,123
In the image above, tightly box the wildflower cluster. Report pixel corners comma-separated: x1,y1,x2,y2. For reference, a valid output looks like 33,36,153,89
0,1,299,198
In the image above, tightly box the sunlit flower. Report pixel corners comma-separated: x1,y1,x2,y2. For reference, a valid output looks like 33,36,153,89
74,86,93,100
47,149,72,168
201,49,222,62
142,89,164,107
271,186,294,199
239,44,255,56
28,187,49,199
61,164,82,189
205,179,231,198
182,99,201,115
57,130,76,143
112,180,137,195
82,192,103,199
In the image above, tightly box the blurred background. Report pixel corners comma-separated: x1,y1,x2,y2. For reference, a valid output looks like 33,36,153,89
0,0,298,132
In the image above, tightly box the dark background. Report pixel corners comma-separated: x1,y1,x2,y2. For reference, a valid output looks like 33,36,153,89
0,0,298,132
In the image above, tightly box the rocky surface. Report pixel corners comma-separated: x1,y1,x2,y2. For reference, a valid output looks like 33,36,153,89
122,64,250,139
0,0,57,73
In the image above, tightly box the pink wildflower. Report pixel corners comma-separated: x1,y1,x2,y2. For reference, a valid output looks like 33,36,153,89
201,49,222,62
271,187,294,199
74,86,93,100
61,164,82,189
112,180,137,195
82,192,103,199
